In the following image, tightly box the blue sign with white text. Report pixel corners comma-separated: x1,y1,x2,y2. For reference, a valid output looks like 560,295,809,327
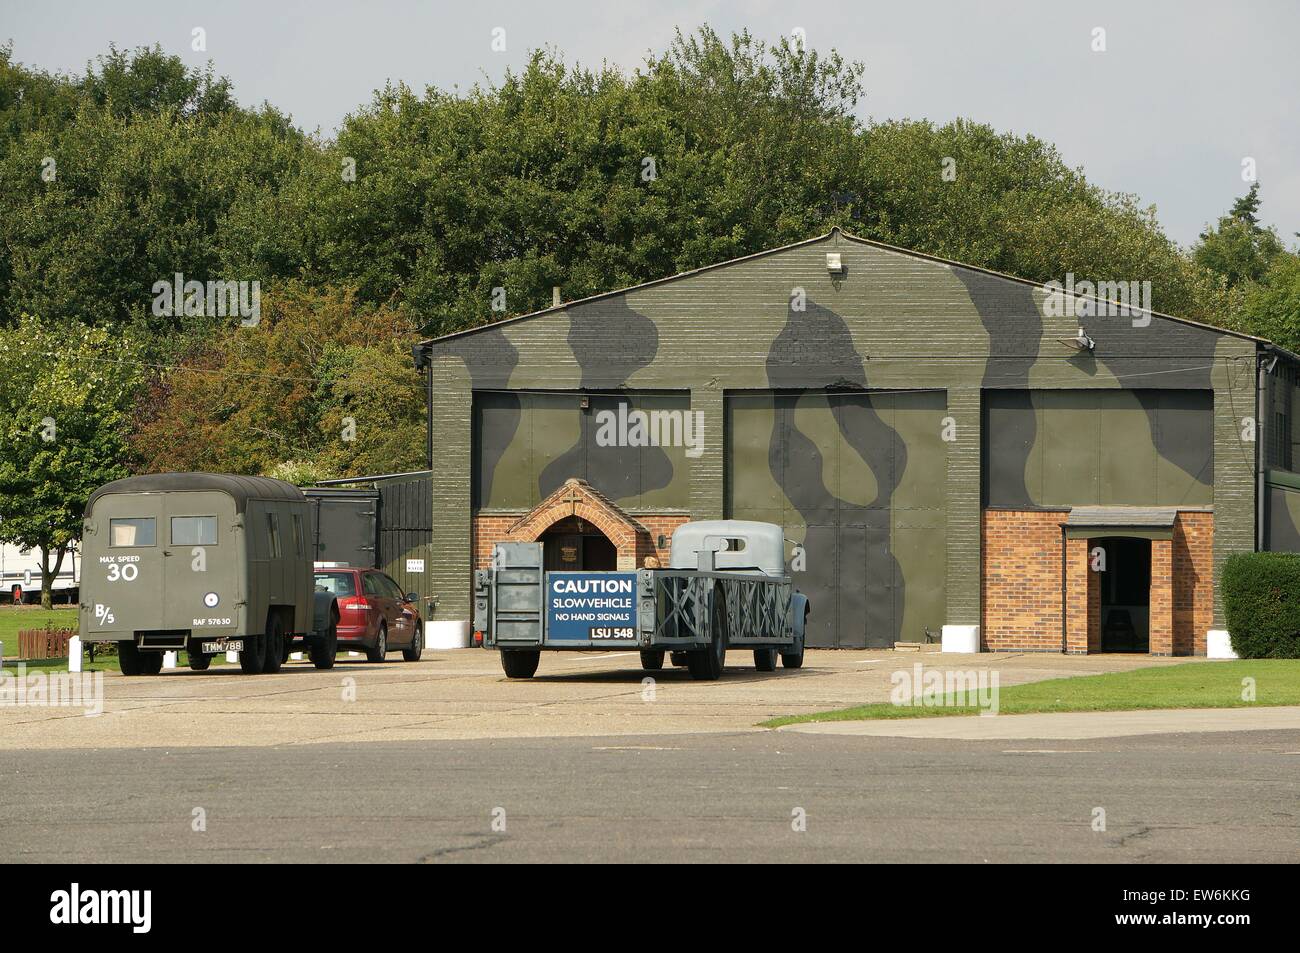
546,572,638,642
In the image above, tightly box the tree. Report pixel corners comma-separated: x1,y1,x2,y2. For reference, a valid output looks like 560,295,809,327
0,318,144,607
129,285,425,478
1193,182,1284,289
1241,252,1300,353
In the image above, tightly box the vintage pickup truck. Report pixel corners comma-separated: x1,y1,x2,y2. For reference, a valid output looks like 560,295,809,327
475,520,810,680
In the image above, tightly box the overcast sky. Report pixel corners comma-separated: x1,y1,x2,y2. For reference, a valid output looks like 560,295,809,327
4,0,1297,248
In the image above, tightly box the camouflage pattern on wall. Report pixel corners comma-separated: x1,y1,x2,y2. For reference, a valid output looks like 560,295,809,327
984,389,1214,508
425,229,1262,641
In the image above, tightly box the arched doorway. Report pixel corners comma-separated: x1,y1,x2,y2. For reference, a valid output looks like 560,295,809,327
540,515,618,571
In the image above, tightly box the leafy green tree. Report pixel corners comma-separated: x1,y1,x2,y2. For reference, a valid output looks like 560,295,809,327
1193,183,1284,289
0,318,144,607
1240,252,1300,353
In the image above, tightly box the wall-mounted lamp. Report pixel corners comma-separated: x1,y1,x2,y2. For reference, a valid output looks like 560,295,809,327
826,252,844,275
1058,327,1095,352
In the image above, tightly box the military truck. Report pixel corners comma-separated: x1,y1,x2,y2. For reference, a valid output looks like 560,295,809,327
81,473,340,675
475,520,809,680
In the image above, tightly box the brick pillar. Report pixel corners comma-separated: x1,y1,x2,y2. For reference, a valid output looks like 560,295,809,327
1064,536,1091,654
1149,538,1174,655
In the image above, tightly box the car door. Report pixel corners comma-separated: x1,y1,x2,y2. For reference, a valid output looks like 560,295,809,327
362,572,391,642
382,573,416,644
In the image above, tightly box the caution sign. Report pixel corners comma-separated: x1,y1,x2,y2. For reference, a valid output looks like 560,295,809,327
546,572,638,642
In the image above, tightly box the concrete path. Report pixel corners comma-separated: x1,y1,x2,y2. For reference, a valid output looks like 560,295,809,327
782,705,1300,739
0,648,1204,750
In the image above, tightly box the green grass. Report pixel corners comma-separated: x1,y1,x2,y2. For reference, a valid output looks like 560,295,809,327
761,660,1300,728
0,605,122,672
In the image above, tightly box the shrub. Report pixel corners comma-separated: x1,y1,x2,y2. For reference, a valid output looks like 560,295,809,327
1222,552,1300,658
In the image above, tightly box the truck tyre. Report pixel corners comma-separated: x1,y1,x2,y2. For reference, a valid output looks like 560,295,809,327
501,650,540,679
239,632,267,675
263,615,284,674
186,640,211,672
670,651,689,667
139,651,164,676
311,617,338,670
366,623,388,663
402,624,423,662
781,616,806,669
639,649,665,671
118,640,143,676
688,592,728,681
753,647,778,672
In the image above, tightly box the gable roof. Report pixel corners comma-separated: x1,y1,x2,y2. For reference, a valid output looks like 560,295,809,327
419,226,1285,358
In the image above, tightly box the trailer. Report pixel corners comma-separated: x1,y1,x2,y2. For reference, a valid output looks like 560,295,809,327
475,520,809,680
1,538,79,604
80,473,340,675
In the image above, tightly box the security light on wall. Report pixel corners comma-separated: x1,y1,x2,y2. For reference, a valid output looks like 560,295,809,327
826,252,844,274
1058,327,1095,352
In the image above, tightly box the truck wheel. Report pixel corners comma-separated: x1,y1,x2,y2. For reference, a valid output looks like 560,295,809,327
118,640,143,676
366,623,388,663
239,632,267,675
670,652,689,667
781,621,806,670
688,593,728,681
186,640,211,672
501,650,540,679
639,650,665,671
311,617,338,670
753,647,778,672
263,616,284,674
402,624,423,662
139,651,164,676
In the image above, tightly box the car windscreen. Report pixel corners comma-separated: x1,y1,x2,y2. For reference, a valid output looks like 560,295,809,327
314,571,356,596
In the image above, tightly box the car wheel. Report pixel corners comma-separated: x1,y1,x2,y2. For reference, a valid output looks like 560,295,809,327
311,616,338,670
753,647,778,672
639,649,665,671
780,611,807,670
402,624,423,662
500,650,540,679
366,623,388,663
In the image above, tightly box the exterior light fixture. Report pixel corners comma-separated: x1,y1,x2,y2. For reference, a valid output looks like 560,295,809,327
1058,327,1095,352
826,252,844,275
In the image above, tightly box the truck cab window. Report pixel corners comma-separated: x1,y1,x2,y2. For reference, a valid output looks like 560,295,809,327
292,514,305,556
171,516,217,546
110,518,156,547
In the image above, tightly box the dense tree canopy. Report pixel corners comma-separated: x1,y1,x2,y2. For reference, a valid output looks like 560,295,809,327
0,25,1296,526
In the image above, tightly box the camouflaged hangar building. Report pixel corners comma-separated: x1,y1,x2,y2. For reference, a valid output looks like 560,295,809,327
413,227,1300,654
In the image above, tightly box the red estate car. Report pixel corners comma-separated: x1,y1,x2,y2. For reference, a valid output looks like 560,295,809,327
313,567,423,662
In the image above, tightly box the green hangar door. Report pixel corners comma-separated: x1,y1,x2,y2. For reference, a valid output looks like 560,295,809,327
725,391,948,648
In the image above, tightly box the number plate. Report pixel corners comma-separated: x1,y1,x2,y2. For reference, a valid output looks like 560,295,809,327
201,639,243,654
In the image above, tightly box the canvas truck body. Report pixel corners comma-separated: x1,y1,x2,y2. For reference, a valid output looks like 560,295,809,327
475,520,810,680
81,473,338,675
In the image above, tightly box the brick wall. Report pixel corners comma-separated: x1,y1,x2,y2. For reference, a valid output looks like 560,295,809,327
982,510,1068,652
1172,512,1214,655
982,509,1216,655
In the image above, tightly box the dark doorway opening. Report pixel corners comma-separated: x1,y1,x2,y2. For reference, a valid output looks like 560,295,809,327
1095,536,1151,652
541,516,617,571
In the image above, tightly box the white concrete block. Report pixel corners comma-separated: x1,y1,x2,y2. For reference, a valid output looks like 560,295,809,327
68,636,82,673
941,624,981,653
290,652,303,661
225,650,238,664
162,650,177,670
1207,629,1238,660
427,619,471,650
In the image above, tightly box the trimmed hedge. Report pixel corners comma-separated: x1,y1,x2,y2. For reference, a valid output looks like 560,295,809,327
1222,552,1300,658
